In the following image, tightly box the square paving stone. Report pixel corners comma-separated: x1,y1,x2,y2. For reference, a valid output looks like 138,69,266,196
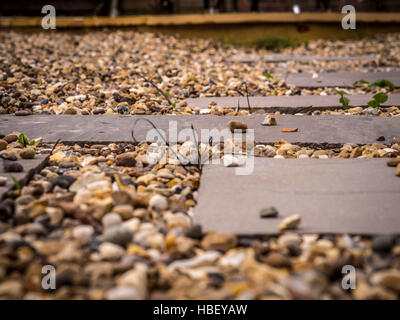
285,71,400,88
186,94,400,112
194,158,400,235
232,54,375,63
1,114,399,145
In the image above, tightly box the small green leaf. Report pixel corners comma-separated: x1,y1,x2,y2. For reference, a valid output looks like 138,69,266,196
9,175,20,191
172,102,176,109
263,73,273,79
371,80,395,90
368,100,378,108
353,80,370,86
373,92,388,104
29,140,36,146
165,91,170,99
340,96,350,109
334,89,345,96
17,133,25,147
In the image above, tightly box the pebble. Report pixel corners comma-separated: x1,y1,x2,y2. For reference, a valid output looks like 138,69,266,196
50,175,76,189
259,206,279,218
105,286,142,300
72,225,95,241
370,269,400,292
0,139,7,150
185,224,203,239
3,134,18,143
102,213,123,228
261,115,277,126
0,280,23,299
279,214,302,231
200,108,211,114
149,194,168,211
227,120,247,133
122,218,141,233
201,231,237,252
117,264,148,299
278,233,302,249
1,152,17,161
112,205,134,220
15,110,32,116
371,234,397,253
19,147,36,159
387,158,400,167
115,153,136,167
223,155,245,167
99,242,125,261
264,252,291,268
0,176,7,186
3,162,23,172
168,251,221,271
93,107,105,115
103,226,133,246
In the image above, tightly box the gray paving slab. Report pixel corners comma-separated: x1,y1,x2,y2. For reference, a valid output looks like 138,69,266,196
0,154,49,199
194,158,400,235
186,94,400,112
232,54,375,63
285,71,400,88
0,114,399,145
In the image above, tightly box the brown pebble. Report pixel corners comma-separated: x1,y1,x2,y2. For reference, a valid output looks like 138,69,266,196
227,120,247,133
201,231,237,252
376,136,385,141
0,139,7,150
281,128,298,133
4,134,18,143
387,158,400,167
259,206,279,218
115,153,136,167
279,214,301,231
264,252,292,268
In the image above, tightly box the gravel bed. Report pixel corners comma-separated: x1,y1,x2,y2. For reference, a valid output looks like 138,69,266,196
0,134,399,299
1,31,399,116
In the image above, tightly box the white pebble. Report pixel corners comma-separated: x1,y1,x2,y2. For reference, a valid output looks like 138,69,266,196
102,213,122,228
72,225,94,241
99,242,124,261
105,286,142,300
223,155,245,167
200,108,211,114
149,194,168,211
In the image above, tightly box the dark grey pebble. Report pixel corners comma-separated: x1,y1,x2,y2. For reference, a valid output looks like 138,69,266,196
259,206,279,218
3,161,23,172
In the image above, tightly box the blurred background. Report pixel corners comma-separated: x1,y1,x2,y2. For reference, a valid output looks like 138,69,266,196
1,0,399,16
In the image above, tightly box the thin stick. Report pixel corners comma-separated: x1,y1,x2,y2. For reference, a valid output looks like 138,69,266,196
235,98,240,112
131,118,190,173
50,139,62,155
242,81,251,113
132,71,173,106
236,81,252,113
